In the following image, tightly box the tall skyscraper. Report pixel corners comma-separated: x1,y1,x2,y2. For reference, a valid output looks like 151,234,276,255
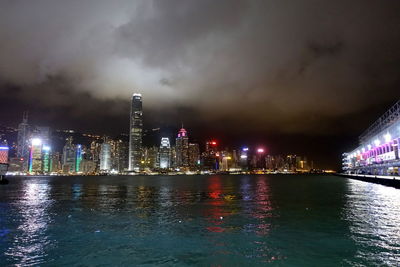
16,112,30,171
129,93,143,171
176,128,189,168
159,137,171,169
62,137,76,173
29,138,43,173
188,143,200,168
100,142,111,171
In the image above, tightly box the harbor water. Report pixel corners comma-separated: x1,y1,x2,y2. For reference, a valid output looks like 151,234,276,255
1,175,399,266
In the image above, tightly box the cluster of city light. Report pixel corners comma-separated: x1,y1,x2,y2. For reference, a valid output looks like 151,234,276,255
31,138,42,146
349,131,396,158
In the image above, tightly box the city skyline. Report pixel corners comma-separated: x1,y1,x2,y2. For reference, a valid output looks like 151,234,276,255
0,100,318,175
0,1,400,170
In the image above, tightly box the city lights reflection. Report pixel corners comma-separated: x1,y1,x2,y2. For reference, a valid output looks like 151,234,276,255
5,181,53,266
344,180,400,265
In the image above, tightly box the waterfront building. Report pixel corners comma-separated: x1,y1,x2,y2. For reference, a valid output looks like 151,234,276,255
100,142,111,172
143,146,158,169
239,147,249,170
159,137,171,169
0,145,9,165
42,145,51,173
129,93,143,171
188,143,200,169
62,137,76,173
29,138,43,173
50,152,62,173
202,141,219,170
112,139,128,173
175,128,189,168
343,100,400,175
75,145,83,172
16,112,30,171
80,159,97,174
170,147,177,168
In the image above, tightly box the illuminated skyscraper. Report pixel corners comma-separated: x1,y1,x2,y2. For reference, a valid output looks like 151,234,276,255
16,112,30,171
62,137,76,173
100,142,111,172
176,128,189,168
129,93,143,171
29,138,43,173
42,145,51,173
159,137,171,169
75,145,82,172
188,143,200,168
203,140,218,170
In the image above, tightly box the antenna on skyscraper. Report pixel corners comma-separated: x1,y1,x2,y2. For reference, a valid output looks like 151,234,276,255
22,111,29,123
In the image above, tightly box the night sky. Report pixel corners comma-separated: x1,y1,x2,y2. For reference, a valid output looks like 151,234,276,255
0,0,400,170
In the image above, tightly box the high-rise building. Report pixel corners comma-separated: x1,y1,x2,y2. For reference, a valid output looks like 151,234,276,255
143,146,158,169
188,143,200,168
159,137,171,169
100,142,111,172
239,147,249,170
50,152,62,173
111,139,128,173
62,137,76,173
129,93,143,171
42,145,51,173
75,145,83,172
0,145,9,164
16,112,30,171
202,140,219,170
29,138,43,173
176,128,189,168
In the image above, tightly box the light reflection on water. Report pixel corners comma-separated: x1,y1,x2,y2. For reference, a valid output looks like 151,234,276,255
344,179,400,266
5,182,54,266
0,175,399,266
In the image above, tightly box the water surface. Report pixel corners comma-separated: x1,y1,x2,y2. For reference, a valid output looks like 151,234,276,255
1,175,399,266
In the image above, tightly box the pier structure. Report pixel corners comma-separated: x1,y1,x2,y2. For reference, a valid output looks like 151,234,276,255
343,100,400,175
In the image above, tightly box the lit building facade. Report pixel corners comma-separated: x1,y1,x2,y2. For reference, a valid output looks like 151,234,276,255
343,100,400,175
16,112,30,171
175,128,189,168
188,143,200,168
100,143,111,172
129,93,143,171
62,137,76,173
29,138,43,173
159,137,171,169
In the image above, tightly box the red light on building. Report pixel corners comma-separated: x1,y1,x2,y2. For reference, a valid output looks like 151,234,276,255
211,141,217,145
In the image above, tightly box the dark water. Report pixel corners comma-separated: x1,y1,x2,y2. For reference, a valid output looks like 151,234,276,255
0,175,399,266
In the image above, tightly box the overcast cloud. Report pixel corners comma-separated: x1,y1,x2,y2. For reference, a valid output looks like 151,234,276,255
0,0,399,135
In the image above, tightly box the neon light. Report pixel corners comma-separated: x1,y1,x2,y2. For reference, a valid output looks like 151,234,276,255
367,144,372,150
384,133,391,143
211,141,217,145
257,148,264,153
0,146,9,150
240,155,247,159
42,145,51,151
374,139,380,146
242,147,249,151
29,147,33,172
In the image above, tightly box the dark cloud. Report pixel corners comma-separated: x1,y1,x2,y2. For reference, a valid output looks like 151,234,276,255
0,0,400,169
